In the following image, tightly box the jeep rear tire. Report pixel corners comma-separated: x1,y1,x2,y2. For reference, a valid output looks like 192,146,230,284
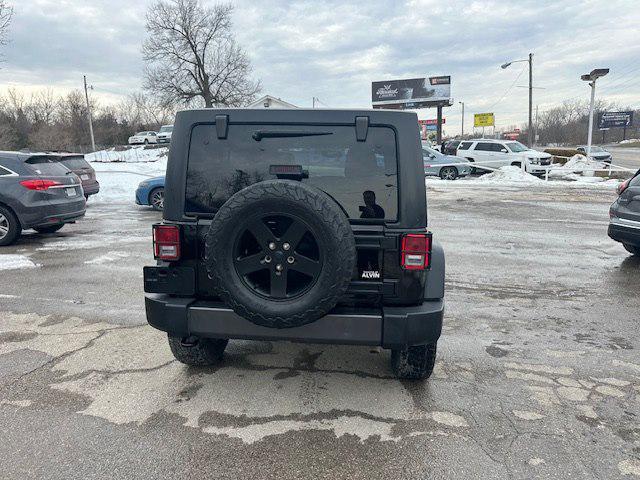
391,343,437,380
168,335,228,366
205,180,356,329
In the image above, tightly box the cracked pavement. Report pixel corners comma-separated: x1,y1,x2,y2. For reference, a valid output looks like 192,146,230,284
1,185,639,479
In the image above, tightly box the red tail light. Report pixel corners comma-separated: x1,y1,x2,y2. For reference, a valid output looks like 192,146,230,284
617,179,631,195
401,233,432,270
153,225,181,261
20,179,62,190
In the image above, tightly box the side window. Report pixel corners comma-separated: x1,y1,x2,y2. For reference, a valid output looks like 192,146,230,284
458,142,472,150
490,143,506,152
474,143,494,151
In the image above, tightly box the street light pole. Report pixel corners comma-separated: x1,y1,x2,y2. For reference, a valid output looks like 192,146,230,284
83,75,96,152
586,80,596,156
501,53,533,147
528,53,533,147
580,68,609,157
459,101,464,137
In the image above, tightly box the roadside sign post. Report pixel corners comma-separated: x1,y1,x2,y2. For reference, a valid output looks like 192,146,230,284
474,112,495,139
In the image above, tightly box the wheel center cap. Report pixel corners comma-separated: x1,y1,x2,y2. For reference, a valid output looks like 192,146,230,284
273,250,285,262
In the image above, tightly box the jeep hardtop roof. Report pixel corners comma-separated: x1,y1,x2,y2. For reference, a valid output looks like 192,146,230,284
163,108,427,228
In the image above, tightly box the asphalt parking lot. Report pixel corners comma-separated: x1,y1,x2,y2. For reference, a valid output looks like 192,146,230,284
1,185,639,479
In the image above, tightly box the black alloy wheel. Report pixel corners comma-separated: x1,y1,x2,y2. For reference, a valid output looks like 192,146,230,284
232,213,322,300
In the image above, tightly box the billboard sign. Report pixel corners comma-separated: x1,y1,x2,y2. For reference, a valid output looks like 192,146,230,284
474,113,495,127
372,76,451,109
418,119,445,126
598,111,633,129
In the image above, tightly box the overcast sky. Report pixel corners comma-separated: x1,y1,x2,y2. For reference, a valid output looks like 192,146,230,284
1,0,639,135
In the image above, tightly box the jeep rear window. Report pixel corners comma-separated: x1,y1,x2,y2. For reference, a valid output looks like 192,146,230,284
185,124,398,220
458,142,472,150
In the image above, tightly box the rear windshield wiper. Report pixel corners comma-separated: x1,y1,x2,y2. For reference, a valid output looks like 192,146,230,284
252,130,333,142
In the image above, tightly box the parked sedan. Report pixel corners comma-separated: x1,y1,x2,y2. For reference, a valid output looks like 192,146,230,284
135,176,165,211
609,169,640,256
422,144,472,180
52,153,99,199
0,152,86,246
577,145,612,164
128,131,158,145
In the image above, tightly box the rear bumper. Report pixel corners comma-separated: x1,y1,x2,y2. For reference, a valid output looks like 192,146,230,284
609,221,640,247
82,181,100,196
145,294,443,348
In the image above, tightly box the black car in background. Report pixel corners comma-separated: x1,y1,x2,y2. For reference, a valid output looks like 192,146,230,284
0,152,86,246
609,169,640,255
52,153,99,199
442,140,460,156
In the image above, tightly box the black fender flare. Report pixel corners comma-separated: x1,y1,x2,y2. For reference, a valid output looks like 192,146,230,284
424,239,445,300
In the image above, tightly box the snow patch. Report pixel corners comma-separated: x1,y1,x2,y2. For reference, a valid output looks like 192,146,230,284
85,251,131,265
0,254,38,271
474,166,542,184
86,146,168,163
90,156,167,204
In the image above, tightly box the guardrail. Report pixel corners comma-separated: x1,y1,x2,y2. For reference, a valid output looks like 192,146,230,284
424,155,636,181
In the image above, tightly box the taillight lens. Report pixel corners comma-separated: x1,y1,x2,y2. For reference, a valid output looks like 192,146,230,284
20,179,62,190
401,233,432,270
617,179,630,195
153,225,181,261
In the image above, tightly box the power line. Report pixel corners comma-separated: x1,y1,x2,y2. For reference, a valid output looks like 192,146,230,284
485,65,527,111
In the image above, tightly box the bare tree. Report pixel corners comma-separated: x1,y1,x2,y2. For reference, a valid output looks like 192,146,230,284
0,1,12,56
142,0,261,108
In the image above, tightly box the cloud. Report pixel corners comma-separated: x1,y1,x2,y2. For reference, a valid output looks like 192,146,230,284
0,0,638,135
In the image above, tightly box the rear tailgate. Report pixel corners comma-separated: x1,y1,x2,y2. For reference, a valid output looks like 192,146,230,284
24,156,86,218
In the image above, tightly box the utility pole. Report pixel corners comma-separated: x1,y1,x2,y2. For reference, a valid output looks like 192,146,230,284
83,75,96,152
459,101,465,137
528,53,533,147
436,105,443,144
312,97,316,108
501,53,533,147
535,104,539,144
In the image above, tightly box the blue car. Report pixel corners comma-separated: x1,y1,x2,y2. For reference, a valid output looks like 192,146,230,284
422,144,473,180
135,176,165,211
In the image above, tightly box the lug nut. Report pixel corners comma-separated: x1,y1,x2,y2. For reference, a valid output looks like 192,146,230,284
287,256,295,264
282,242,291,251
275,264,284,272
268,242,276,250
264,255,272,263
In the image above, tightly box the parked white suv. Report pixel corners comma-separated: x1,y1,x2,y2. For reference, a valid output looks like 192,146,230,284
456,139,552,174
128,131,158,145
157,125,173,144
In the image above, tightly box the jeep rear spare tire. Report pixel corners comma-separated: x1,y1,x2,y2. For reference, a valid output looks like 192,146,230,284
205,180,356,329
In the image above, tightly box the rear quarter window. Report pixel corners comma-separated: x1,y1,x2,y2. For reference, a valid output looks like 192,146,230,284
185,124,398,221
59,156,90,170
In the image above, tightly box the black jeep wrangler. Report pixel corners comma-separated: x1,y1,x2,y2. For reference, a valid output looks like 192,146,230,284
144,108,445,379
